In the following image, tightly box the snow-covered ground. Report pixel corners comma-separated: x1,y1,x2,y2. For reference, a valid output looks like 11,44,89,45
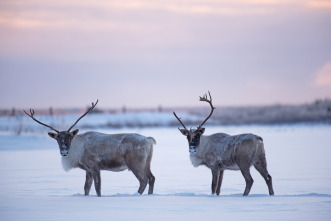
0,125,330,220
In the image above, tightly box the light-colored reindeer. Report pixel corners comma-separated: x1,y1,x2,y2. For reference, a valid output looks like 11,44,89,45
24,100,156,196
173,92,274,196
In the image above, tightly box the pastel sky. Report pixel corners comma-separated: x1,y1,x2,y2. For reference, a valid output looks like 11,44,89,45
0,0,330,109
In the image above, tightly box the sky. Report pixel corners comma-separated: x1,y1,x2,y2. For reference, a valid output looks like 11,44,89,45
0,0,331,109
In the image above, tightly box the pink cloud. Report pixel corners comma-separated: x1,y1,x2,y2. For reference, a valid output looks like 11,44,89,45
314,61,331,86
307,0,331,9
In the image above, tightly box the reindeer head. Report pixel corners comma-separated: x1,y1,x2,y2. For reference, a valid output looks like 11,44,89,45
24,100,98,157
173,92,215,155
47,129,80,156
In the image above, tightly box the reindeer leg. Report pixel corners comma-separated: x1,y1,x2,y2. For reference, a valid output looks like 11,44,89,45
92,170,101,197
128,165,148,195
146,169,155,194
84,171,93,196
216,170,224,195
211,168,220,195
266,174,274,196
254,162,274,195
145,147,155,194
133,170,148,195
240,168,254,196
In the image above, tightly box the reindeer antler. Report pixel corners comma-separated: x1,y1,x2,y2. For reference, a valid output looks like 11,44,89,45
23,109,60,133
197,91,215,130
173,111,188,130
67,99,98,132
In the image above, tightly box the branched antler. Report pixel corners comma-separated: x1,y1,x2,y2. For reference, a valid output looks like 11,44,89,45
173,91,215,131
23,109,60,133
197,91,215,130
67,99,98,132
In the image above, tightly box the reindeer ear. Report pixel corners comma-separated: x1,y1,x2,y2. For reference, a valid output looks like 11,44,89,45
179,128,189,136
198,128,205,134
48,132,58,139
70,129,79,137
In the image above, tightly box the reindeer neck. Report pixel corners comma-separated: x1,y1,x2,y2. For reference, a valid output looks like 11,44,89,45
61,135,84,171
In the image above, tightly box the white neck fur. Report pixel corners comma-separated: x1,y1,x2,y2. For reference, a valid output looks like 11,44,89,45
61,135,84,171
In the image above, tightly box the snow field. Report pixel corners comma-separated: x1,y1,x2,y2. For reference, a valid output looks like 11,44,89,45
0,125,330,220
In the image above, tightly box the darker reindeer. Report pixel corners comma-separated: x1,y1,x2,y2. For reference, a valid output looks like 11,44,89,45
24,100,156,196
173,92,274,196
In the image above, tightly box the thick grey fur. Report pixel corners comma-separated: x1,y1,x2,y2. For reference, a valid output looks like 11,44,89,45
179,129,274,196
49,130,156,197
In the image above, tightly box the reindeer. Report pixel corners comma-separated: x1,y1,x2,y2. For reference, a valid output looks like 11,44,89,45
24,100,156,197
173,92,274,196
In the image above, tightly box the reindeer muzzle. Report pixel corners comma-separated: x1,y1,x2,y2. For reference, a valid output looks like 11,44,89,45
61,150,69,156
60,145,69,156
189,146,198,155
